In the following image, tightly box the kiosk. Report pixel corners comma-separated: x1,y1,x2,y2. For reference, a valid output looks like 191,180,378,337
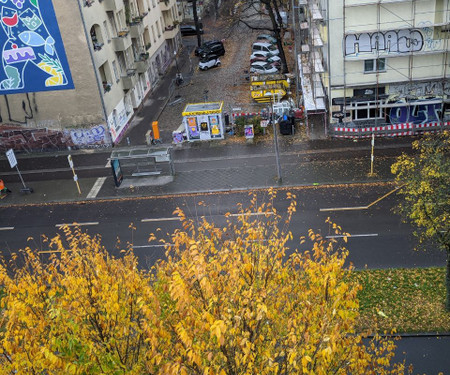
182,101,225,141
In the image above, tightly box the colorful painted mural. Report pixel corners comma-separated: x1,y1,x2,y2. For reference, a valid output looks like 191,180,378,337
0,0,73,94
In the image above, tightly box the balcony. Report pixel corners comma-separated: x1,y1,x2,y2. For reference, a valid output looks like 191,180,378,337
135,58,150,73
159,0,173,11
112,32,132,51
130,22,144,38
103,0,123,11
121,70,138,90
164,25,179,40
93,44,108,66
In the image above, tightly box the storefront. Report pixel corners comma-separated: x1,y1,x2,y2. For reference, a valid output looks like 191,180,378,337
182,102,225,141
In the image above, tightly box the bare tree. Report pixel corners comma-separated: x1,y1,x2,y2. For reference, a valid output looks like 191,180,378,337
225,0,290,73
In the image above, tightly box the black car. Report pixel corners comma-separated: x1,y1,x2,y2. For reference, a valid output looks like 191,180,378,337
180,24,203,36
198,42,225,58
195,40,225,57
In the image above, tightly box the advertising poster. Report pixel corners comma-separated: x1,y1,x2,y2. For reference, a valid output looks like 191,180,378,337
0,0,74,94
209,115,221,138
244,124,254,139
187,117,199,139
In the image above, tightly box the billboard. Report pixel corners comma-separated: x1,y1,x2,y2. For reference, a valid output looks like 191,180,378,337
0,0,74,95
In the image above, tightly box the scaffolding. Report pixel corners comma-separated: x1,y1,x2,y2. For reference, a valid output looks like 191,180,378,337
296,0,449,133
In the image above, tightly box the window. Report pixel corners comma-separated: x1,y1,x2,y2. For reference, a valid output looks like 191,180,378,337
112,60,120,82
350,100,384,120
103,20,110,42
364,58,386,73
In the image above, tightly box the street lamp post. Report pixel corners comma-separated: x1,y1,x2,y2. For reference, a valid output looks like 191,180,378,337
265,92,282,184
174,50,180,73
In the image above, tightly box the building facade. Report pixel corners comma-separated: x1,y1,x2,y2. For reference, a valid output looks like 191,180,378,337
299,0,449,135
0,0,181,151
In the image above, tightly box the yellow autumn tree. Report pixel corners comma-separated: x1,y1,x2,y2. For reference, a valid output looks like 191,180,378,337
0,226,162,374
153,190,409,374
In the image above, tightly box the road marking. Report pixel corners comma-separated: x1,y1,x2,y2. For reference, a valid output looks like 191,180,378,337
320,185,404,212
0,227,14,231
320,206,368,212
326,233,378,239
141,217,181,223
133,244,175,248
229,212,274,217
104,160,111,168
39,249,72,254
86,177,107,199
55,222,99,228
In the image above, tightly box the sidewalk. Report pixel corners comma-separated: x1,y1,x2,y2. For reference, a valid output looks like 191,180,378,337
0,137,409,207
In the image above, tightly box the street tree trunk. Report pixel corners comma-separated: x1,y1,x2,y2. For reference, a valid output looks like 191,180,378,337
446,248,450,311
192,0,202,47
263,0,288,73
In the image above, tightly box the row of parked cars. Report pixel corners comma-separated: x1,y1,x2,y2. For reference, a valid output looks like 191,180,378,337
249,34,281,75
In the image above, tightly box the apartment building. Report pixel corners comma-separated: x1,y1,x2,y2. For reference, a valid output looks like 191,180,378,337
298,0,449,134
0,0,181,151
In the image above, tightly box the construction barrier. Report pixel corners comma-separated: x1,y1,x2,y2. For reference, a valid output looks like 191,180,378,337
330,121,449,138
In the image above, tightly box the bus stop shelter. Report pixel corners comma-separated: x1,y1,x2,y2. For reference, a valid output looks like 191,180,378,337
109,146,174,187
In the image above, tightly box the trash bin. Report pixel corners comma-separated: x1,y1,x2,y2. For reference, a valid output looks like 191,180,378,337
279,120,293,135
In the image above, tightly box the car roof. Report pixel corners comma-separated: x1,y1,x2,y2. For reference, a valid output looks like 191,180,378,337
251,61,273,67
252,42,273,47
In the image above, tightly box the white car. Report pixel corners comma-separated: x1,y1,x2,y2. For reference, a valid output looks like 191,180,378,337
252,42,280,55
250,52,281,64
199,55,221,70
250,61,280,74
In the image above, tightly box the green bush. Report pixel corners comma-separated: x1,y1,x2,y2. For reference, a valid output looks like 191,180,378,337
233,116,266,137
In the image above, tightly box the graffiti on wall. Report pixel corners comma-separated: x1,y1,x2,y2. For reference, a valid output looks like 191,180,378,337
0,124,110,152
345,29,425,56
388,81,450,98
0,0,74,95
0,93,35,124
388,100,442,124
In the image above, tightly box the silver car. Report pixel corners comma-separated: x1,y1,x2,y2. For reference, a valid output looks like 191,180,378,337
250,61,279,74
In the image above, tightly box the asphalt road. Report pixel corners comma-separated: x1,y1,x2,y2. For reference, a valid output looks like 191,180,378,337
0,185,444,270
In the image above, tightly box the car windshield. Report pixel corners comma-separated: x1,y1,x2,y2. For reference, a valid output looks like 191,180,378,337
268,45,278,52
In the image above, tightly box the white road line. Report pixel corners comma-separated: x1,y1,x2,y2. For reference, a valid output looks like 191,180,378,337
86,177,107,199
141,217,181,223
55,222,99,228
0,227,14,231
229,212,274,217
104,160,110,168
326,233,378,239
133,244,175,248
320,206,368,212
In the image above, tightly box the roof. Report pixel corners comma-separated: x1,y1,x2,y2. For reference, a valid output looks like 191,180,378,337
182,102,224,115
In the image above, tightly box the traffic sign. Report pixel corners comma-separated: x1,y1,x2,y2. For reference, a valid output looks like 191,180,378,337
6,149,17,168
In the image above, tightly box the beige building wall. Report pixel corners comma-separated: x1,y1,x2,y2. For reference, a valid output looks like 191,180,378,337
0,0,181,148
0,0,104,129
320,0,449,125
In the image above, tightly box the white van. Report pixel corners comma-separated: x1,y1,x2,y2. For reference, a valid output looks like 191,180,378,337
252,42,280,55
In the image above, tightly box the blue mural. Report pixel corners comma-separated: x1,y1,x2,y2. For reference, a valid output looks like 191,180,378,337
388,100,442,124
0,0,73,94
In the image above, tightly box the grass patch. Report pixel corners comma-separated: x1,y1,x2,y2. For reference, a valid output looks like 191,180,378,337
351,267,450,333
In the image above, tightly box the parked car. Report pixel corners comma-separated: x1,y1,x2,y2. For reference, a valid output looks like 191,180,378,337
195,40,225,57
198,42,225,58
256,34,277,44
181,24,203,36
250,52,281,64
252,42,280,55
249,61,279,74
199,54,221,70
